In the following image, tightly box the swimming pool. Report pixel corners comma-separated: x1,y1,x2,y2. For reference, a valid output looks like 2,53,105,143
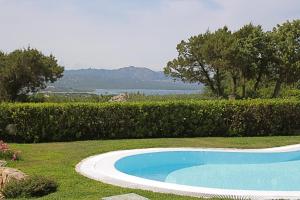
76,145,300,199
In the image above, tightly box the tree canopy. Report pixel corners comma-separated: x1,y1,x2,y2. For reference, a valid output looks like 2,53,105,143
164,20,300,99
0,48,64,101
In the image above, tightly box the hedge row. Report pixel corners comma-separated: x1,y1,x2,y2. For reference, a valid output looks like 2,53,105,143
0,100,300,143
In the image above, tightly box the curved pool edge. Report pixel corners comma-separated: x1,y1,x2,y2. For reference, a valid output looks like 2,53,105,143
75,144,300,200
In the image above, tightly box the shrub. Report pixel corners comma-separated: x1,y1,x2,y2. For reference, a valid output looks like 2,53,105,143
280,89,300,100
0,140,20,160
0,100,300,143
2,176,58,198
1,179,23,198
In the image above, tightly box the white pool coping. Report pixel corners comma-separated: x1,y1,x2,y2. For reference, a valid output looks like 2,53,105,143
76,144,300,200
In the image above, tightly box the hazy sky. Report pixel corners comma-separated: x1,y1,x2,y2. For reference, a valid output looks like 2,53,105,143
1,0,300,70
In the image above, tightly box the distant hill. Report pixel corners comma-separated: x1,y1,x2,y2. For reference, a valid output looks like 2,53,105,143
47,66,201,91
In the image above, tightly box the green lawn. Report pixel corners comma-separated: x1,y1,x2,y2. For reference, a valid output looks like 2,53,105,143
7,136,300,200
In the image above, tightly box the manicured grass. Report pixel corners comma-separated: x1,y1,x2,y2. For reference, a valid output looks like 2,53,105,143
7,136,300,200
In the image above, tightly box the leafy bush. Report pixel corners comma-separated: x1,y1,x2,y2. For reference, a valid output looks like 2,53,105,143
2,176,58,198
0,140,20,160
280,89,300,100
0,100,300,143
2,179,23,198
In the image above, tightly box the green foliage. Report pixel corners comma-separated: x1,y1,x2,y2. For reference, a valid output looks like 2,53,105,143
2,179,23,198
2,176,58,198
29,93,209,103
165,20,300,99
127,93,212,102
0,100,300,143
0,48,64,102
28,93,113,103
271,20,300,97
228,24,274,98
280,89,300,100
164,27,232,98
0,140,20,160
0,149,15,160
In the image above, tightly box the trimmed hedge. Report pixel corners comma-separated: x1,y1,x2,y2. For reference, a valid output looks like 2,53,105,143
0,100,300,143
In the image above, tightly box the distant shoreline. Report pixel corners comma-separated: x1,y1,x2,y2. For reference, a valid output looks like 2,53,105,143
40,88,202,96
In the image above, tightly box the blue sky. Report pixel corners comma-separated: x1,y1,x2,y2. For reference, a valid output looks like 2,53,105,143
0,0,300,70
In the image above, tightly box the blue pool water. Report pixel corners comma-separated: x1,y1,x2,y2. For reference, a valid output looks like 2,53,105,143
115,151,300,191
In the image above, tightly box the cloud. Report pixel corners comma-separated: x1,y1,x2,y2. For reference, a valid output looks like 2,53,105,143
0,0,299,70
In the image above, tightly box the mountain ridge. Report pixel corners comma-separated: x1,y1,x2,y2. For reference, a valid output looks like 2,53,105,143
48,66,201,91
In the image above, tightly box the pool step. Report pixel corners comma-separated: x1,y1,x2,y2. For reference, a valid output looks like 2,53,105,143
102,193,149,200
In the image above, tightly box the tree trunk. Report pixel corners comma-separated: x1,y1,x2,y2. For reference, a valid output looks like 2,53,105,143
199,65,217,96
254,74,262,91
215,69,224,98
242,76,246,98
232,76,237,98
207,81,217,96
254,68,264,92
272,78,282,98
